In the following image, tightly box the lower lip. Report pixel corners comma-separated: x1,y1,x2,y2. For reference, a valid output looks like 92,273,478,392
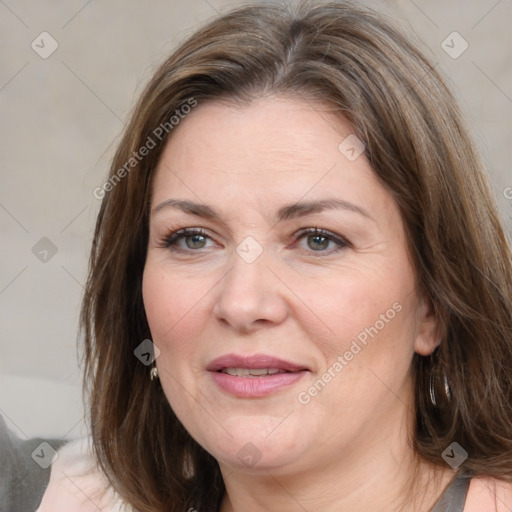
209,371,308,398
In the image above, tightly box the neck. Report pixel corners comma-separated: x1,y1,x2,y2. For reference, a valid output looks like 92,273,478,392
218,403,454,512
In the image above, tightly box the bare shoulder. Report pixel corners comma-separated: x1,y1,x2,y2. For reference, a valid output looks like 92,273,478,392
36,437,132,512
464,474,512,512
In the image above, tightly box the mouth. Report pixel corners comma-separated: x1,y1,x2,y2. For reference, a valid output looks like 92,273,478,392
207,354,309,397
219,367,291,377
207,354,309,373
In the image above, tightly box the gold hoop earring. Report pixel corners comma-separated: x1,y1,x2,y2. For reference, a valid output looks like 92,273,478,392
150,366,159,381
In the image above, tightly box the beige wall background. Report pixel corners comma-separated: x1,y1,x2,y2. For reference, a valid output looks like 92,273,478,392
1,0,511,440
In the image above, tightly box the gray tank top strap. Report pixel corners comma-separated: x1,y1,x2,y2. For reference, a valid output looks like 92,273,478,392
430,469,472,512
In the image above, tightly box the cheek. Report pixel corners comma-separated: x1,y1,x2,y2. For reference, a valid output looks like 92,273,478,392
142,264,208,408
143,263,209,339
293,261,414,358
304,275,417,414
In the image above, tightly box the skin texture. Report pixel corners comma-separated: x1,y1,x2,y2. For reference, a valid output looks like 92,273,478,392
142,95,451,511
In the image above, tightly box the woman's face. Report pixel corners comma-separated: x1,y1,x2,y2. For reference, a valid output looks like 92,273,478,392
142,96,439,474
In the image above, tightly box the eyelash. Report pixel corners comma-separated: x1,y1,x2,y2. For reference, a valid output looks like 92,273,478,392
160,227,351,256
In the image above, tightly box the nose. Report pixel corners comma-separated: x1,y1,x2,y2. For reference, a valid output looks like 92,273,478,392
212,246,289,332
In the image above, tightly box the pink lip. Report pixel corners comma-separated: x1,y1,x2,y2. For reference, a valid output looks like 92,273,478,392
206,354,308,372
207,353,309,398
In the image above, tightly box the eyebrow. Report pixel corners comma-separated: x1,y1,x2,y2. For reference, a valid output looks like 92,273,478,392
152,198,372,223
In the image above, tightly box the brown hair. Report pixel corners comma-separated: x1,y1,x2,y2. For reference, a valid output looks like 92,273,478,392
80,1,512,510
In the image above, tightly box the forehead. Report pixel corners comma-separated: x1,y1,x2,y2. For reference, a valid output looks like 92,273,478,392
157,95,350,170
150,95,390,218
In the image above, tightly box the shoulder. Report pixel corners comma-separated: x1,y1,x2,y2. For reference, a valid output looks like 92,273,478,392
464,474,512,512
36,437,132,512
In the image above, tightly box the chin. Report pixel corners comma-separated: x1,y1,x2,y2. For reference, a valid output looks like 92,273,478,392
196,416,316,473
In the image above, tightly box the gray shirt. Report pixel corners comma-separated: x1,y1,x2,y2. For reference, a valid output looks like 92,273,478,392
0,414,67,512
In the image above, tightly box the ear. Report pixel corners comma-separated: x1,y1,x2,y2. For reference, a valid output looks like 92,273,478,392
414,292,442,356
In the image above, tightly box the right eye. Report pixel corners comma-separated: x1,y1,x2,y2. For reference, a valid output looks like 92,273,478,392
161,228,217,252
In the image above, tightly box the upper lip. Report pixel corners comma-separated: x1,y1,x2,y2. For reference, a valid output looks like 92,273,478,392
206,353,309,372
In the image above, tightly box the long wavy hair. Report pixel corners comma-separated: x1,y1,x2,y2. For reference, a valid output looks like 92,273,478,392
80,1,512,510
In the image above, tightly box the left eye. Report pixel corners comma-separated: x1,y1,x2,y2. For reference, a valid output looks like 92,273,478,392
294,228,349,253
